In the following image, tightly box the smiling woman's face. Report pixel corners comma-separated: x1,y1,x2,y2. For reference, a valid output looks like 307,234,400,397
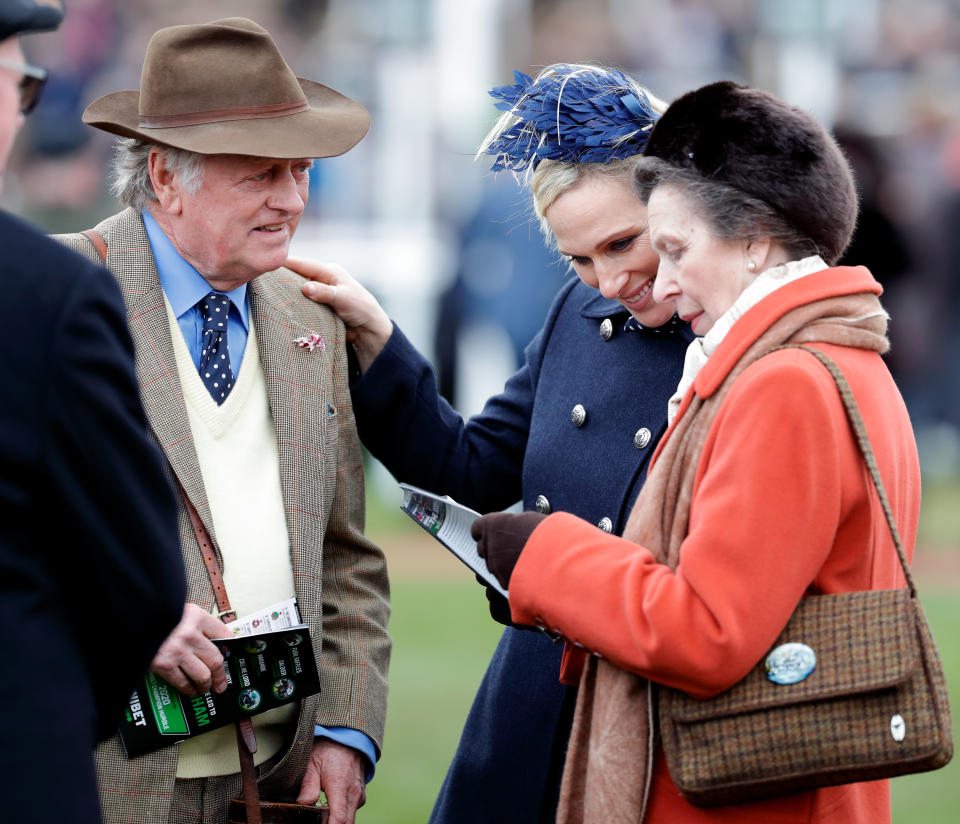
545,172,676,327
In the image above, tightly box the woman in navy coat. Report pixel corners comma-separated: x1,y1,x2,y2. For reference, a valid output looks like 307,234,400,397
290,64,692,823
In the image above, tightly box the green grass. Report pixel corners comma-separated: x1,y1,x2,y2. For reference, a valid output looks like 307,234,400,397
891,591,960,823
361,579,502,823
918,476,960,549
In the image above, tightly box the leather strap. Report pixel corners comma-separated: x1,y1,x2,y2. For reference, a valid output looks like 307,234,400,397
236,724,264,824
179,484,262,824
82,228,108,263
181,491,236,621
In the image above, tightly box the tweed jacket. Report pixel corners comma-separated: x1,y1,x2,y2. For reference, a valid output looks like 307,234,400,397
56,209,391,823
511,267,919,823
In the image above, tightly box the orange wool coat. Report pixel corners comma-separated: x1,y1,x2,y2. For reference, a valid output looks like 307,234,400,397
509,268,921,823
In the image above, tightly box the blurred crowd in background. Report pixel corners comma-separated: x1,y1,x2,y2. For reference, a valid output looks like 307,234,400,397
8,0,960,476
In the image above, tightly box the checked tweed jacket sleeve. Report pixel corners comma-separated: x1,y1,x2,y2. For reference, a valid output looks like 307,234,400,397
56,209,391,822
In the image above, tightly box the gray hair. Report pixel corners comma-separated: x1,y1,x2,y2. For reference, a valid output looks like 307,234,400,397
633,156,819,260
109,139,206,211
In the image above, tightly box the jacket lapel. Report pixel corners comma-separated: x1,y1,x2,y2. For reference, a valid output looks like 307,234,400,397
98,209,216,542
249,274,329,620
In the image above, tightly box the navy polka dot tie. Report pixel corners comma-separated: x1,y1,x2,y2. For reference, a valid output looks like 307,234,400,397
198,291,235,404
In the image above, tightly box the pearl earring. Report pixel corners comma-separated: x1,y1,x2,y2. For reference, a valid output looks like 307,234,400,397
747,261,756,271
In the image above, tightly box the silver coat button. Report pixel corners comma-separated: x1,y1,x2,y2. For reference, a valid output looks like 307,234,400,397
571,404,587,427
600,318,614,340
535,495,551,514
598,516,613,533
634,427,652,449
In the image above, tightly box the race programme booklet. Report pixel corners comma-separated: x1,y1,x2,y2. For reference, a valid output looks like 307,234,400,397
118,598,320,757
399,483,508,598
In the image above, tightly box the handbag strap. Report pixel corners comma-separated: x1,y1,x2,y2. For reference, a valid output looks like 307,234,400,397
772,345,917,598
179,487,263,824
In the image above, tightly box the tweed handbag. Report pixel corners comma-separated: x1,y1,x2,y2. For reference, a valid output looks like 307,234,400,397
658,346,953,807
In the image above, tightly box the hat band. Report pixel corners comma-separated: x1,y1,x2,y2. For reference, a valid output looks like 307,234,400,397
139,99,310,129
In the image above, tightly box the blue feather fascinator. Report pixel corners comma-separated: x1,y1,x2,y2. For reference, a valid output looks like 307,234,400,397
481,64,662,173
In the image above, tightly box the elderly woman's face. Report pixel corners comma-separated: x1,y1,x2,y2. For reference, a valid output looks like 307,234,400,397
648,184,756,336
545,172,676,327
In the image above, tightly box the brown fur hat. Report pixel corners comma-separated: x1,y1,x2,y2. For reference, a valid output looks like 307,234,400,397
643,81,857,264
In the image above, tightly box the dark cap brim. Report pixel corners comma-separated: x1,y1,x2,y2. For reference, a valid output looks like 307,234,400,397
82,78,370,159
0,0,64,40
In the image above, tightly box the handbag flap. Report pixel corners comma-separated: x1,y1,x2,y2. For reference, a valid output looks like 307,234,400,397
664,589,920,722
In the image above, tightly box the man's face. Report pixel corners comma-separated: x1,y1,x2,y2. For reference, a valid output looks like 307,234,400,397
169,154,313,288
0,37,26,194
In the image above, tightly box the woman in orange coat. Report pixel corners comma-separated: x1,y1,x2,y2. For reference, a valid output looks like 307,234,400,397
473,81,922,823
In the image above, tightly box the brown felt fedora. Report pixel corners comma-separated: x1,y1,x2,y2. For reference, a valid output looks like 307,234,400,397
82,17,369,158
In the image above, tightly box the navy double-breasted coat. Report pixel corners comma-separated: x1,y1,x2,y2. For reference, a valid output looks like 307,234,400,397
351,276,691,823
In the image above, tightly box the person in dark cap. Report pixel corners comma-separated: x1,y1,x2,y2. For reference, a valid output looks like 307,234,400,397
0,2,187,822
54,17,390,824
469,81,921,823
0,0,59,184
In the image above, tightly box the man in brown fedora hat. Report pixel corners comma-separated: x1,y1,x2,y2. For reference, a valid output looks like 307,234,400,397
56,17,390,824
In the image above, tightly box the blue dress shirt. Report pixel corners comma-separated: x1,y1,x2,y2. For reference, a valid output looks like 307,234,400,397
142,210,249,368
142,210,377,780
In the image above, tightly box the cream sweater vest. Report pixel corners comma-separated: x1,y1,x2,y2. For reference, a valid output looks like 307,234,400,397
165,301,297,778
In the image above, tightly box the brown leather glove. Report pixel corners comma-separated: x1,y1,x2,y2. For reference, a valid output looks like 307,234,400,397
472,511,546,589
473,575,525,629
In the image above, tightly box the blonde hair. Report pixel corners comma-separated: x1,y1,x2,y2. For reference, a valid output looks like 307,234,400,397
529,157,642,248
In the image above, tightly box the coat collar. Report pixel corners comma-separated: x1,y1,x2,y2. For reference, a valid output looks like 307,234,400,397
579,290,627,319
692,265,882,400
578,287,693,339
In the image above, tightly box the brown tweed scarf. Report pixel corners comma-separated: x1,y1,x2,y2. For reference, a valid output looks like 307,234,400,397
555,286,890,824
